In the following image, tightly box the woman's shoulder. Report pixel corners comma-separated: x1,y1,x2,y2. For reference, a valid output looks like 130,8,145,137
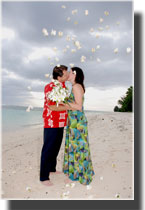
72,84,84,93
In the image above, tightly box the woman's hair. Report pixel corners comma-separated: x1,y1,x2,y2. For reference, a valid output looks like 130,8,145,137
71,67,85,93
53,65,68,79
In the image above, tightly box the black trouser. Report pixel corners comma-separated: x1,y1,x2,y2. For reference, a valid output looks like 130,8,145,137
40,127,64,181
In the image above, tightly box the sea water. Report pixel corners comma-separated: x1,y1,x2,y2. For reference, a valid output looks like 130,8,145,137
1,105,112,132
2,106,43,132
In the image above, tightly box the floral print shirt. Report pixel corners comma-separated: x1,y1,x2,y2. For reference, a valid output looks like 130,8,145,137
42,81,68,128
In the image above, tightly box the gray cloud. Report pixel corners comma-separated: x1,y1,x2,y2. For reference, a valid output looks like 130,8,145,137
2,1,133,107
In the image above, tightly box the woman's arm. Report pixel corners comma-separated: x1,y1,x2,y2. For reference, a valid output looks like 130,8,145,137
49,105,67,111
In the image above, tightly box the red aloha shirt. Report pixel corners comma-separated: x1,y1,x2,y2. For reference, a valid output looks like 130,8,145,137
42,81,68,128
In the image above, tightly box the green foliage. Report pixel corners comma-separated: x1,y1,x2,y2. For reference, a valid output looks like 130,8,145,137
114,86,133,112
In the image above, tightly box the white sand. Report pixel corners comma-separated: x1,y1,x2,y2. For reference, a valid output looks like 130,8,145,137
1,112,134,200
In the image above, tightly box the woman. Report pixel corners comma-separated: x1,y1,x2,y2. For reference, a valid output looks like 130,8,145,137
50,67,95,185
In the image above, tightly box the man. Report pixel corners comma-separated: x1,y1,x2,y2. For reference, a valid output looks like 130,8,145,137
40,65,69,186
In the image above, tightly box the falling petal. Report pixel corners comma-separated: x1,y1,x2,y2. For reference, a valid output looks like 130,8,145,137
116,21,120,25
100,176,103,180
126,47,131,53
112,163,116,168
66,35,71,41
74,40,81,49
85,10,89,15
26,187,31,192
91,48,96,53
55,57,59,62
96,45,100,49
105,25,110,30
26,105,33,112
90,28,94,32
72,9,78,15
115,193,120,198
12,170,16,174
58,31,63,37
96,33,100,38
71,49,76,53
114,48,119,54
69,63,74,67
42,28,49,36
104,11,109,16
81,55,86,62
48,57,51,60
74,21,78,25
70,183,75,188
98,27,104,31
66,17,71,21
66,45,70,49
45,74,49,78
63,48,67,53
86,185,92,190
97,58,101,62
61,5,66,9
50,63,54,66
27,86,31,91
99,18,104,23
71,35,77,41
53,47,58,52
65,184,70,187
51,29,56,36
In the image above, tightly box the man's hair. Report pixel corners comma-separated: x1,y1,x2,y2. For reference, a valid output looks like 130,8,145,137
53,65,68,80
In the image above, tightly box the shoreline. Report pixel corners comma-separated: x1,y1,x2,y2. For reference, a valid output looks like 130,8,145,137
1,112,134,199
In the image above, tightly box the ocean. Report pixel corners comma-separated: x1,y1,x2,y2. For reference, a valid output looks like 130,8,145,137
1,105,112,132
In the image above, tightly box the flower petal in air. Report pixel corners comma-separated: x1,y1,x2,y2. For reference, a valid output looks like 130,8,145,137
105,25,110,30
85,10,89,15
98,27,104,31
126,47,131,53
71,49,76,53
116,21,120,25
61,5,66,9
114,48,119,54
99,18,104,23
97,58,101,63
51,29,56,36
86,185,92,190
81,55,86,62
66,17,71,21
42,28,48,36
91,48,96,53
72,9,78,15
104,11,109,16
26,187,31,192
96,45,100,49
58,31,63,37
45,74,50,78
69,63,74,67
27,86,32,91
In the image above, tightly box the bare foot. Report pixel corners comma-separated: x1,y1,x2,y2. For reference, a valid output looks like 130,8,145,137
41,180,53,186
50,171,62,174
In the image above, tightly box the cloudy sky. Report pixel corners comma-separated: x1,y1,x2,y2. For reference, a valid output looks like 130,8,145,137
1,1,133,111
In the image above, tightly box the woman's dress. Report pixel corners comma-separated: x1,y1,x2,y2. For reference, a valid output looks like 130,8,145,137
63,91,95,185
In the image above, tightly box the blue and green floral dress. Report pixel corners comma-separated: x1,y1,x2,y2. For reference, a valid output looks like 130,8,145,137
63,91,95,185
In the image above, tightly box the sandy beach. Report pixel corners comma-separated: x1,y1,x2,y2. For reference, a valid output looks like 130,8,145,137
1,112,134,200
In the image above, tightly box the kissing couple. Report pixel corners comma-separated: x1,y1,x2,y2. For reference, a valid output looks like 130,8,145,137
40,65,94,186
